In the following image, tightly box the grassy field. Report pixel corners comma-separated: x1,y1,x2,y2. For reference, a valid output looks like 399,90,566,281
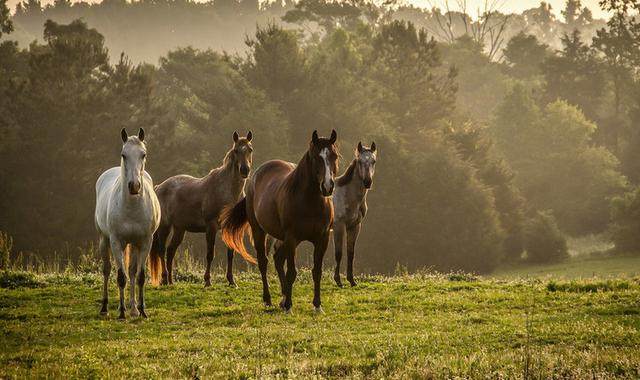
493,254,640,279
1,267,640,379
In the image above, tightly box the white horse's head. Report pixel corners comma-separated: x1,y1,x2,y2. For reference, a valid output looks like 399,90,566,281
120,128,147,195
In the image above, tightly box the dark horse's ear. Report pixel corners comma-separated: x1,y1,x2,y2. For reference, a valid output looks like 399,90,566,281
312,130,319,144
138,128,145,142
246,131,253,142
329,129,337,144
371,141,376,152
121,128,128,143
233,131,239,143
357,141,363,153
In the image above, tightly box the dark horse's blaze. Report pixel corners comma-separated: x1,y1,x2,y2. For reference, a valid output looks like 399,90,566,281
221,130,339,312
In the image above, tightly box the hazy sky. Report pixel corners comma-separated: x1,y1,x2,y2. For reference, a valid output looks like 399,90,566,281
7,0,610,20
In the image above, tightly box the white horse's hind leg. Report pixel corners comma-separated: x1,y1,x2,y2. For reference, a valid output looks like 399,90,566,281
137,238,152,318
99,235,111,315
110,239,127,319
128,246,140,317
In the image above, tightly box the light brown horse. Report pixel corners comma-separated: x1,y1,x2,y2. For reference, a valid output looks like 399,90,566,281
221,130,339,312
149,131,256,287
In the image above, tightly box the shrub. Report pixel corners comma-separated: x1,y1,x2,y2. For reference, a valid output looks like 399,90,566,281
0,231,12,270
0,270,43,289
610,187,640,254
523,211,569,263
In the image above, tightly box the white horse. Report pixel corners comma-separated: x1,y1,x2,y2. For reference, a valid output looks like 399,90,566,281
95,128,161,319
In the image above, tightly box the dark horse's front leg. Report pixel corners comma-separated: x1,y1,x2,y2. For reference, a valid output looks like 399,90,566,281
332,224,345,287
226,247,236,287
312,234,330,313
204,224,216,287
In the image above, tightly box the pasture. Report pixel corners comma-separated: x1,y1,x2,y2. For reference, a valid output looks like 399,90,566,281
2,266,640,378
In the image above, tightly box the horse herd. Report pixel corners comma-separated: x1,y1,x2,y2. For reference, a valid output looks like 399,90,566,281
94,128,377,319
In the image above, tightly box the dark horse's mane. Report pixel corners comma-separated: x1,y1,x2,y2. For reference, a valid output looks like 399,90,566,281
286,151,314,194
336,158,357,187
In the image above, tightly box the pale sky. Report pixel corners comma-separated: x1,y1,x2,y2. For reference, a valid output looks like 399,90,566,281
7,0,610,20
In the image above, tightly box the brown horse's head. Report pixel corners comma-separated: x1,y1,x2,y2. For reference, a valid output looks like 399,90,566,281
120,128,147,195
231,131,253,178
356,141,377,189
309,129,338,197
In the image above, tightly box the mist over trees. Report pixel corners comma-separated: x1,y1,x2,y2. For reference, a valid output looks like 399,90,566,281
1,0,640,274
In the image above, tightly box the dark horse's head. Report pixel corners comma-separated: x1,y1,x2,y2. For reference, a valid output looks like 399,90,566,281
309,129,339,197
231,131,253,178
356,141,377,189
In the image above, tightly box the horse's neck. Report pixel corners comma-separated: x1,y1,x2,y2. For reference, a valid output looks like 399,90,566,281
204,155,243,195
117,175,148,211
340,160,367,202
290,152,321,198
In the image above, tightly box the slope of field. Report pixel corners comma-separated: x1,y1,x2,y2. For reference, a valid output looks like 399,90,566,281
1,270,639,378
493,255,640,279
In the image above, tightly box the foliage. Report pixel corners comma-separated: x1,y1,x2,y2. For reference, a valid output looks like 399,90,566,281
503,32,549,78
492,86,627,234
0,270,43,288
0,231,12,270
524,211,569,264
610,187,640,253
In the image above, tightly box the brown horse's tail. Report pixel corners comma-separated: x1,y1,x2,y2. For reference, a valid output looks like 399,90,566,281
221,197,256,265
148,231,163,286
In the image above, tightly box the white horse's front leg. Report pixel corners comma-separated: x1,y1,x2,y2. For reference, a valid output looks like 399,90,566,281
110,239,127,319
128,245,140,317
137,238,152,318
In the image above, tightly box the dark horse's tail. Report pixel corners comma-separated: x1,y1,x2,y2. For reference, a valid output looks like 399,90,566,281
221,197,257,265
148,231,163,286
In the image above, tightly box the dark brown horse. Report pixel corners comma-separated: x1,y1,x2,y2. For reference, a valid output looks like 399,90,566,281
149,131,256,287
221,130,339,312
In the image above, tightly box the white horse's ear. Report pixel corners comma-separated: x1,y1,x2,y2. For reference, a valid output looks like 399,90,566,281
233,131,239,143
329,129,337,144
246,131,253,142
357,141,363,153
371,141,376,152
138,128,145,142
121,128,128,143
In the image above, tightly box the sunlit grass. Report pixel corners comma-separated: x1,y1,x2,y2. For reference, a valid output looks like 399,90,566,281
2,269,640,378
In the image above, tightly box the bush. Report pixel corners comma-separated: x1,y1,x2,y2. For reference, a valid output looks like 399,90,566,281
523,211,569,263
0,270,43,289
610,187,640,253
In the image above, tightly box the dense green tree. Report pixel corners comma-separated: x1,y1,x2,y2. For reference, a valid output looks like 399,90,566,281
503,32,549,78
524,211,568,263
542,30,605,123
492,86,627,234
0,0,13,38
610,187,640,254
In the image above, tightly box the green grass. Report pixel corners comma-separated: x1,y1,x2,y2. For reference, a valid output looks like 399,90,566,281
2,269,640,379
493,254,640,279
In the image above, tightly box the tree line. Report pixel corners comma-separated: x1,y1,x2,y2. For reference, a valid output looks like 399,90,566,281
1,0,640,273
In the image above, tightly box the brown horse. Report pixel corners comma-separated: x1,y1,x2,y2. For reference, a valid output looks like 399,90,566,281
221,130,339,312
149,131,256,287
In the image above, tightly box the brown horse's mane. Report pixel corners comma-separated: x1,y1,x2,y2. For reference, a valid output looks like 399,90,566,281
286,151,314,194
336,158,357,186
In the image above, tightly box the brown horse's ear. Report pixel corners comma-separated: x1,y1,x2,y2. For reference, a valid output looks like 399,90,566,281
357,141,363,153
138,128,145,142
312,130,319,144
121,128,128,143
233,131,239,143
371,141,376,152
246,131,253,142
329,129,337,144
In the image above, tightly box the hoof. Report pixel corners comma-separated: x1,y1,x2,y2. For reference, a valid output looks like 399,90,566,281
204,281,212,288
334,274,343,288
314,306,324,314
118,311,126,320
264,301,273,308
130,307,140,318
284,308,293,315
349,279,357,287
100,310,108,317
139,308,148,319
228,281,238,288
